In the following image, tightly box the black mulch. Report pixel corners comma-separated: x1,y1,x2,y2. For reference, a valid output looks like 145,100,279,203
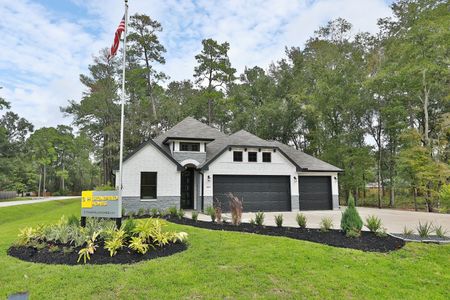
165,216,405,253
8,241,187,265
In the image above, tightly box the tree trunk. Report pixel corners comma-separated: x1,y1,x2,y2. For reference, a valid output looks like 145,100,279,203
377,146,382,209
143,48,157,120
422,70,430,146
413,187,418,211
43,165,46,197
38,169,42,197
61,162,65,192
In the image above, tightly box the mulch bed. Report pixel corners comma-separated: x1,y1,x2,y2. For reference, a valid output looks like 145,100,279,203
8,241,187,265
165,216,405,253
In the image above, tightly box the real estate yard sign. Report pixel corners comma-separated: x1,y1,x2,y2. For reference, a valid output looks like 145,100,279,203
81,190,121,218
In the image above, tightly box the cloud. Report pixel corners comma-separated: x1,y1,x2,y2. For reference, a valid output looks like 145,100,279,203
0,0,392,128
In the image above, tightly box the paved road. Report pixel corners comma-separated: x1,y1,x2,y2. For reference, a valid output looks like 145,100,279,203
0,196,79,208
188,207,450,234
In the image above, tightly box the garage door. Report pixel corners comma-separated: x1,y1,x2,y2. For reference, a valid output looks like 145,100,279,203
213,175,291,212
299,176,332,210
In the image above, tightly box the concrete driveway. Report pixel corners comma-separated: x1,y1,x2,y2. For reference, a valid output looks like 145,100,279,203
0,196,78,208
189,207,450,234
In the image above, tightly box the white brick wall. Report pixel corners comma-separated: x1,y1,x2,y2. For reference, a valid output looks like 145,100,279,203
116,144,180,198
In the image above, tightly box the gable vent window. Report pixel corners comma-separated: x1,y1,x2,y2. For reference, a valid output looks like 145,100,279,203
248,152,257,162
263,152,271,162
180,142,200,152
141,172,157,199
233,151,243,162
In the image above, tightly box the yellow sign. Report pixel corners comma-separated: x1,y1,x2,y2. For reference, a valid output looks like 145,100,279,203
81,191,93,208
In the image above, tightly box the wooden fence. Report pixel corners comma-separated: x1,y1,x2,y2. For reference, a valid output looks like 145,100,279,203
0,191,17,200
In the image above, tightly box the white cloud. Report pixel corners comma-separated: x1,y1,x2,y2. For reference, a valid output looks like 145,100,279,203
0,0,392,128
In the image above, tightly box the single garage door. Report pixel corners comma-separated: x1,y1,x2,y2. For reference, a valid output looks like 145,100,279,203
299,176,332,210
213,175,291,212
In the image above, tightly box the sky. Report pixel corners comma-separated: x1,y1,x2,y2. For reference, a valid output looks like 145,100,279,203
0,0,394,129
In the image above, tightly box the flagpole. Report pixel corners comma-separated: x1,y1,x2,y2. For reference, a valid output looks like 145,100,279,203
118,0,128,223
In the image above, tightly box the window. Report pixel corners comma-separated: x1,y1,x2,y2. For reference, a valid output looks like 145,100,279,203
263,152,271,162
233,151,243,162
248,152,257,162
180,142,200,152
141,172,157,199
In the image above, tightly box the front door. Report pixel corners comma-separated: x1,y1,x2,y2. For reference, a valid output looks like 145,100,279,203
180,168,194,209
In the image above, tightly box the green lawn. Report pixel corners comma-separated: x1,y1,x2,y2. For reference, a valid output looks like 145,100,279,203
0,199,448,299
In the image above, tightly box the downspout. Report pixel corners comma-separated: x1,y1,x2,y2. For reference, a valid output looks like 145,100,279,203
199,170,205,211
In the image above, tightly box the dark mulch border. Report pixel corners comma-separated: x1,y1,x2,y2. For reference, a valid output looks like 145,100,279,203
163,216,405,253
8,241,188,265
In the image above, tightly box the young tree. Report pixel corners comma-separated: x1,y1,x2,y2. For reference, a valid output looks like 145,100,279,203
194,38,236,125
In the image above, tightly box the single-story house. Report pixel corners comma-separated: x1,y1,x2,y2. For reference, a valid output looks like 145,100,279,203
115,117,342,213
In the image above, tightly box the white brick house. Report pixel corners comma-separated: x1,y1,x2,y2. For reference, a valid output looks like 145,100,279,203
116,117,342,213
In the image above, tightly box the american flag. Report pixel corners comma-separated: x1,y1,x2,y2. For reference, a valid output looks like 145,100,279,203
108,15,126,60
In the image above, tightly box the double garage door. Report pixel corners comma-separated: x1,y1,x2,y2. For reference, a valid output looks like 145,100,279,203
213,175,291,212
213,175,332,212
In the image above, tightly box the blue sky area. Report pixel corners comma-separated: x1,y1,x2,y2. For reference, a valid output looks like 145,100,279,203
0,0,394,128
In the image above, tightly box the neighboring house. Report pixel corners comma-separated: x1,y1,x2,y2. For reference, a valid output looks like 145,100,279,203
116,117,342,213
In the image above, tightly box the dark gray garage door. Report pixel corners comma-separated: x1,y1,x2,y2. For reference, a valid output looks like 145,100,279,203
299,176,332,210
213,175,291,212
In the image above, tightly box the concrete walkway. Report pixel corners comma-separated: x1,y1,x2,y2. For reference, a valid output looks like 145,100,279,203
186,207,450,234
0,196,78,208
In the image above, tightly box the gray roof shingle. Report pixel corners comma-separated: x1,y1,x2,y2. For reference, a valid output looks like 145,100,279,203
127,117,342,172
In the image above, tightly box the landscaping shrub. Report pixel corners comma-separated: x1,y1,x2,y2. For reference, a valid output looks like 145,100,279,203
346,227,360,238
340,196,363,234
94,184,115,191
191,211,199,222
433,225,448,238
168,206,178,218
178,209,185,219
402,226,414,237
151,208,159,217
205,206,215,222
296,213,307,228
320,217,333,232
138,208,146,217
255,212,265,226
214,202,222,224
274,214,283,227
365,215,382,233
416,221,433,238
121,218,136,237
228,193,243,225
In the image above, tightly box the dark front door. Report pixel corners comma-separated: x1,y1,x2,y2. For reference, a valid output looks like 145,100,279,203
299,176,332,210
213,175,291,212
180,168,194,209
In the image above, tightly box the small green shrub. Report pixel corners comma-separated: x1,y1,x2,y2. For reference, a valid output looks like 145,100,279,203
138,208,146,217
191,211,199,222
296,213,307,229
151,208,159,217
249,218,256,225
168,206,178,217
320,217,333,232
274,214,283,227
121,218,136,237
178,209,185,219
255,212,265,226
94,184,115,191
67,215,79,227
433,225,448,238
346,227,360,238
129,236,151,254
365,215,382,233
205,206,215,222
48,245,60,253
340,196,363,234
402,226,414,237
77,232,99,264
417,221,433,238
376,227,387,237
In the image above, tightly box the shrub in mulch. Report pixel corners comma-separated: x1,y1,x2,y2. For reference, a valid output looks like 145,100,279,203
8,240,187,265
165,216,405,253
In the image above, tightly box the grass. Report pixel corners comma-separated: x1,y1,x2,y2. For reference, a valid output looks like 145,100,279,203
0,199,449,299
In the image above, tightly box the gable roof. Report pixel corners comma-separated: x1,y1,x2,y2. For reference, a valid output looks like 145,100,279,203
123,117,342,173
